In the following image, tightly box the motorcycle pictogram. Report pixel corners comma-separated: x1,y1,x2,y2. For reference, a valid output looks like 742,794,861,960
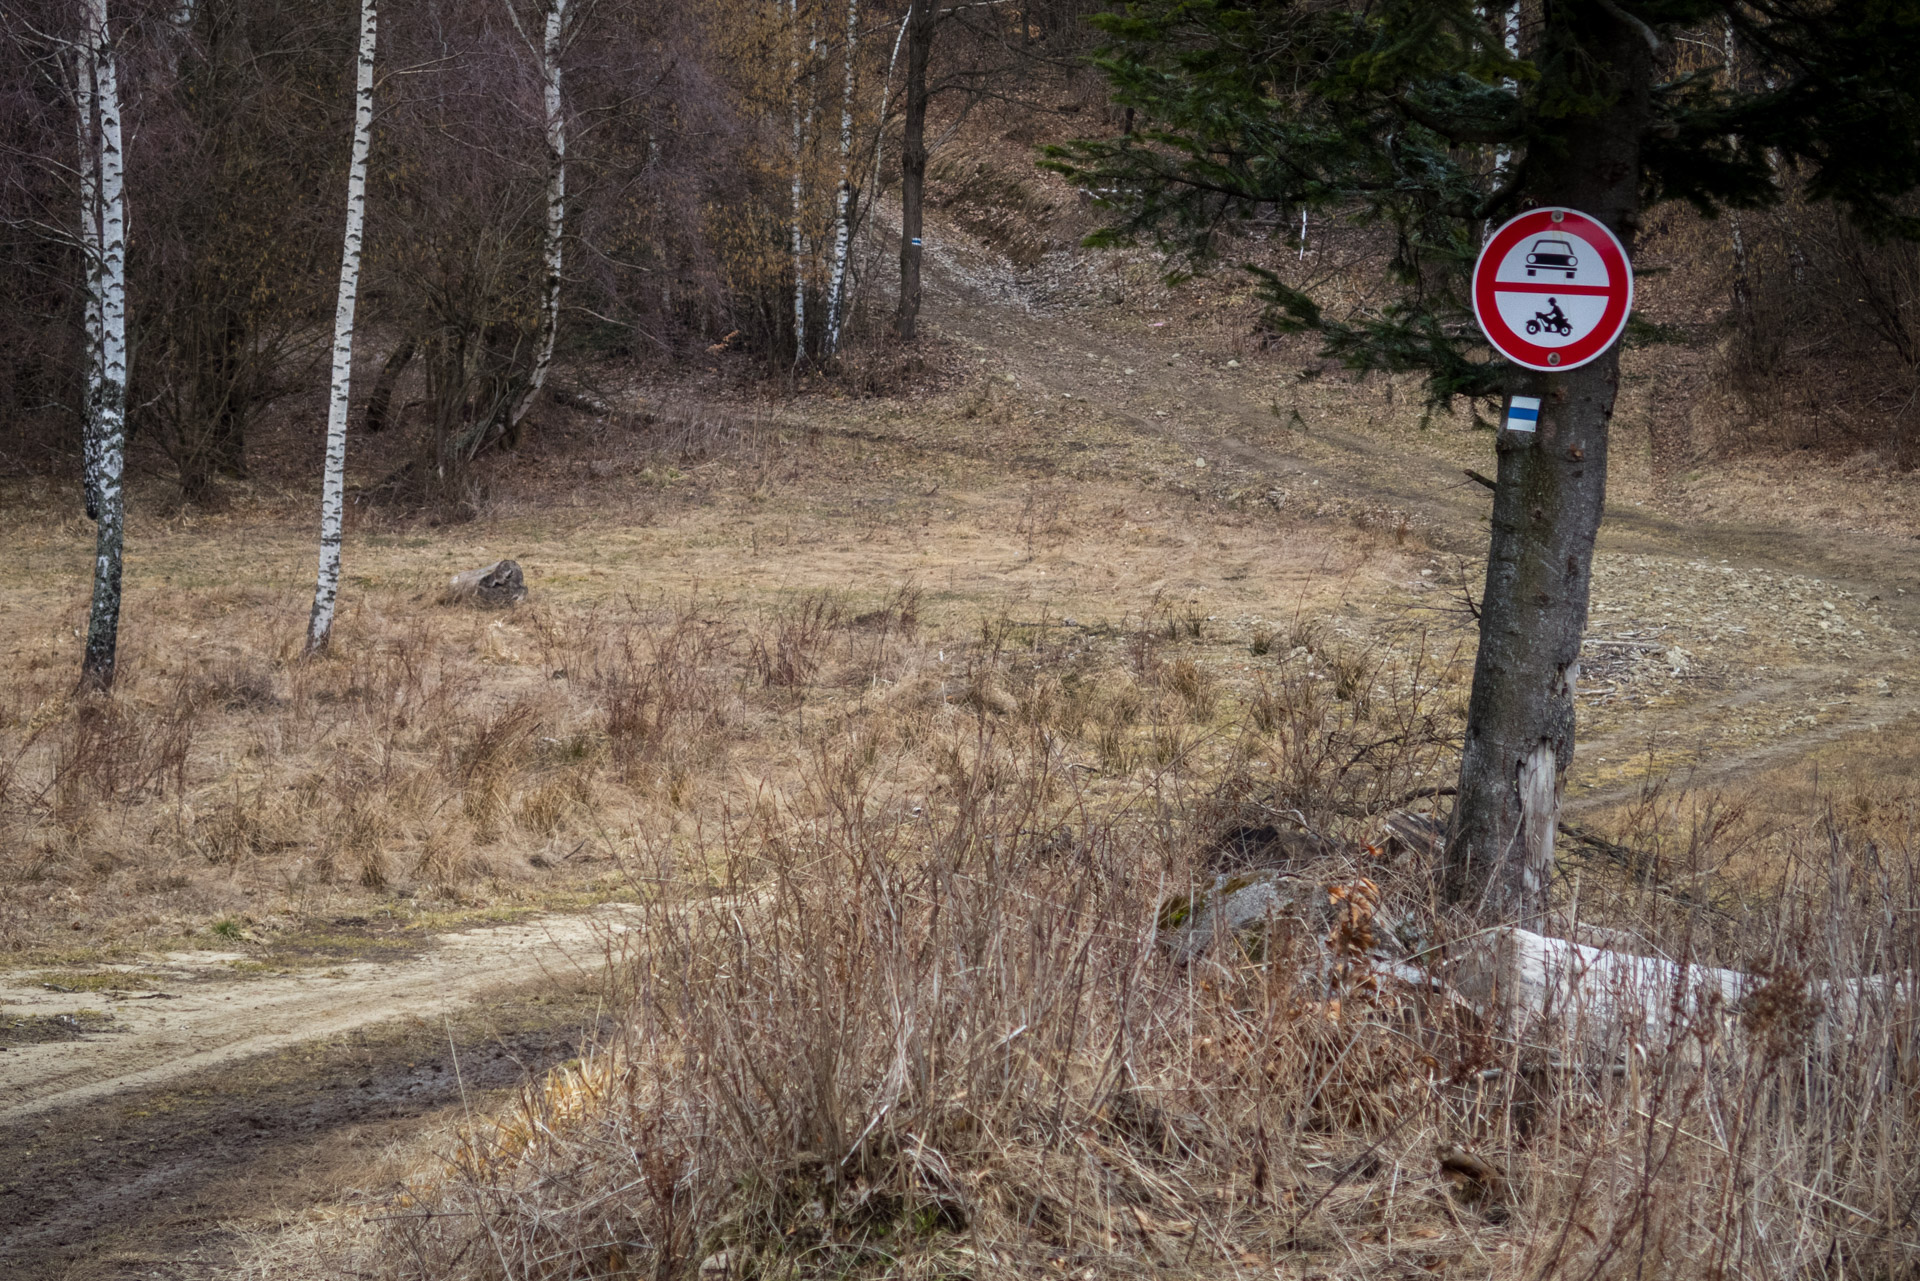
1524,298,1573,337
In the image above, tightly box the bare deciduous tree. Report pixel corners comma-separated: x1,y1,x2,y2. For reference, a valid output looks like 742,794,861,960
500,0,570,443
77,0,128,692
823,0,858,354
306,0,378,654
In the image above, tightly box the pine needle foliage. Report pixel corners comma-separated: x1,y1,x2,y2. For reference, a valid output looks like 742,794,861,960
1045,0,1920,407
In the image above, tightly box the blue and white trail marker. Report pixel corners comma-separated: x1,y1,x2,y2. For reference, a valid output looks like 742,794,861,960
1505,395,1541,433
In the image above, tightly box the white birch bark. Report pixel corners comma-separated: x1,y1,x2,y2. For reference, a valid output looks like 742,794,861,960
73,45,104,521
823,0,858,354
306,0,378,654
506,0,567,435
80,0,128,690
866,6,911,204
789,0,812,364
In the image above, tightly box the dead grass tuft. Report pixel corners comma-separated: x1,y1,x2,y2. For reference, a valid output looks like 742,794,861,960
329,724,1920,1280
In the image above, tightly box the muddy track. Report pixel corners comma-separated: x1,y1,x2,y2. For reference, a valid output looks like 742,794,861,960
0,991,610,1280
0,912,629,1279
0,911,627,1122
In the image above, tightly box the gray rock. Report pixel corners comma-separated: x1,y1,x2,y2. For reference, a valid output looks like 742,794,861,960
444,559,527,607
1157,869,1319,963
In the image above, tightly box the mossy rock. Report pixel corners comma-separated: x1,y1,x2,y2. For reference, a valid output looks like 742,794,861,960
1157,869,1320,963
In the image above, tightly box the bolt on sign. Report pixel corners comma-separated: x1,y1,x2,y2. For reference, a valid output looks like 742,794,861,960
1472,208,1633,373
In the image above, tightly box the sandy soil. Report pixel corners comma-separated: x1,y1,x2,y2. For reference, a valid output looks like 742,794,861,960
0,910,633,1279
0,906,631,1123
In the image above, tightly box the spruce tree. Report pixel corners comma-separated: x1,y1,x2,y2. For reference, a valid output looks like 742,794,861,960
1049,0,1920,921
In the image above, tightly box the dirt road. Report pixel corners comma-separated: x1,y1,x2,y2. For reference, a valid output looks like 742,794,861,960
0,910,631,1279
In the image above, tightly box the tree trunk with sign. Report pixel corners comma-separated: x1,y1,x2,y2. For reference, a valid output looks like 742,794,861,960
1049,1,1920,919
1444,12,1650,923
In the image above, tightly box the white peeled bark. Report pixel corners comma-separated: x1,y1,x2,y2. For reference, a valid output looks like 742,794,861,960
507,0,566,434
823,0,858,354
306,0,378,654
1517,741,1557,926
80,0,128,690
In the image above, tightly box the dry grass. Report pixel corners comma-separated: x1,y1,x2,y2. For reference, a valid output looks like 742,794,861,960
0,379,1427,966
304,697,1919,1280
190,498,1904,1280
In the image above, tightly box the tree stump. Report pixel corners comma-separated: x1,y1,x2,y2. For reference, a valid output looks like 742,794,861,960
444,559,527,607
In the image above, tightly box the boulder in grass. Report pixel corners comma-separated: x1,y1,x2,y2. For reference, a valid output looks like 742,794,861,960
1157,869,1321,963
444,559,527,607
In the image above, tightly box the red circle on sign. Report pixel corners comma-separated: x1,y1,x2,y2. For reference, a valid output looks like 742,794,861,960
1472,208,1633,372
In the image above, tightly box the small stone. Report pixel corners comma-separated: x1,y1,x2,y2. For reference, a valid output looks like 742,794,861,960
444,559,527,607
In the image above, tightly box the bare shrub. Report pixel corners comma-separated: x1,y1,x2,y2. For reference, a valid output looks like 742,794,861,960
749,593,843,689
588,604,733,784
348,742,1920,1280
49,682,199,818
1237,635,1459,826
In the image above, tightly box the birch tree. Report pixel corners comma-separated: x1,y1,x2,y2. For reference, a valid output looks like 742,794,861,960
822,0,857,354
72,39,103,524
501,0,568,444
1723,20,1752,338
788,0,815,364
306,0,378,655
77,0,128,692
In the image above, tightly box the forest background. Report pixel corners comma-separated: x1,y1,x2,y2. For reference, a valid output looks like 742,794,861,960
4,0,1916,506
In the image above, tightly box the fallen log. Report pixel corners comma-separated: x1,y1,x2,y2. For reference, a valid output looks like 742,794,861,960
1158,872,1907,1053
1447,927,1909,1049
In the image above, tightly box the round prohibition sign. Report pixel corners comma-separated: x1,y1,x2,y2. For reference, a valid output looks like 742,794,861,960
1472,208,1633,372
